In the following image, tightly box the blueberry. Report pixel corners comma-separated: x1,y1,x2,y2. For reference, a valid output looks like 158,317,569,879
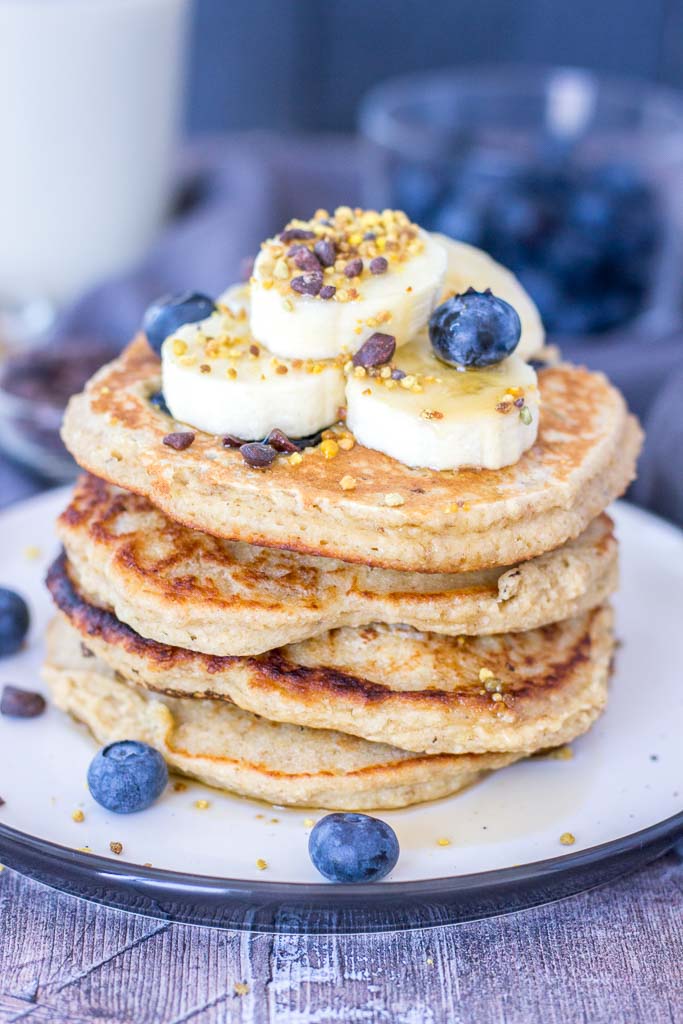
545,231,604,289
515,267,564,325
433,200,484,246
393,150,661,339
142,291,216,355
149,390,171,416
392,163,447,222
594,295,637,333
429,288,521,368
87,740,168,813
492,188,548,246
556,298,604,335
292,429,325,449
591,160,645,198
0,588,30,657
569,188,614,235
308,812,399,883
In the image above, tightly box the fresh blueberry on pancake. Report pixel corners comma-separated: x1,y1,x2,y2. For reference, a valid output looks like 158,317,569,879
148,390,171,416
429,288,522,368
143,291,216,355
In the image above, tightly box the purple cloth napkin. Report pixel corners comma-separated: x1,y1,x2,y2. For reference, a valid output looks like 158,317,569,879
50,131,683,527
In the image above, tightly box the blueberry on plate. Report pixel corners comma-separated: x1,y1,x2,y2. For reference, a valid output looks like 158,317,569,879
87,740,168,813
429,288,521,368
308,812,399,883
143,291,216,355
0,588,30,657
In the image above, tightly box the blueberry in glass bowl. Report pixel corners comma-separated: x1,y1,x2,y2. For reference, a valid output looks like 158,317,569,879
360,67,683,342
442,159,661,335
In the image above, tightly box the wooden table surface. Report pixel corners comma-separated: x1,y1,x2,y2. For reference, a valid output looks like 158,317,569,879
1,854,682,1024
1,462,681,1024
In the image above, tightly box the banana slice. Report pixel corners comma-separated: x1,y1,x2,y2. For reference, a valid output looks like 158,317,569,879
218,282,250,316
224,225,542,366
249,209,448,361
345,331,539,471
435,234,545,360
161,306,345,439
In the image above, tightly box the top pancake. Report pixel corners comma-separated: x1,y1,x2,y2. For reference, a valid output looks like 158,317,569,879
62,336,642,572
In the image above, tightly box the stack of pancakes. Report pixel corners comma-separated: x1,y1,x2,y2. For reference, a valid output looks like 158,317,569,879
43,337,642,809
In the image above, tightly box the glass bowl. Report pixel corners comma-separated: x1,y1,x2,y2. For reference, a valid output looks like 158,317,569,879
359,66,683,344
0,340,117,481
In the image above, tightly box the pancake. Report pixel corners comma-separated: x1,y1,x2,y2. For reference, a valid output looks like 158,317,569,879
59,474,618,656
44,616,523,810
61,336,641,573
47,553,612,756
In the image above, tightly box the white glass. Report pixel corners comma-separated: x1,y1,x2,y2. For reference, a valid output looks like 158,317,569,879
0,0,191,337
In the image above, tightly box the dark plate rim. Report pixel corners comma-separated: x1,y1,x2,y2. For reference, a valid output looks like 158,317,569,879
1,807,682,902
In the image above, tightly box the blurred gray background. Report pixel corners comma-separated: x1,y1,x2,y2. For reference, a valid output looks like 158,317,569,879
186,0,683,134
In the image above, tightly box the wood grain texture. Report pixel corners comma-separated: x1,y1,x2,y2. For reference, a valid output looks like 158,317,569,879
1,855,682,1024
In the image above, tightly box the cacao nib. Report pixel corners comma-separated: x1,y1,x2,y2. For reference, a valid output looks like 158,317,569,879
293,248,321,273
1,685,46,719
313,239,336,267
222,434,247,448
291,272,323,296
352,333,396,368
163,432,195,451
240,442,277,468
344,258,363,278
279,228,315,243
264,428,298,453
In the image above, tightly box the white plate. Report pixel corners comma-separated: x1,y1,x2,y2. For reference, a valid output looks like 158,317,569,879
0,489,681,929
